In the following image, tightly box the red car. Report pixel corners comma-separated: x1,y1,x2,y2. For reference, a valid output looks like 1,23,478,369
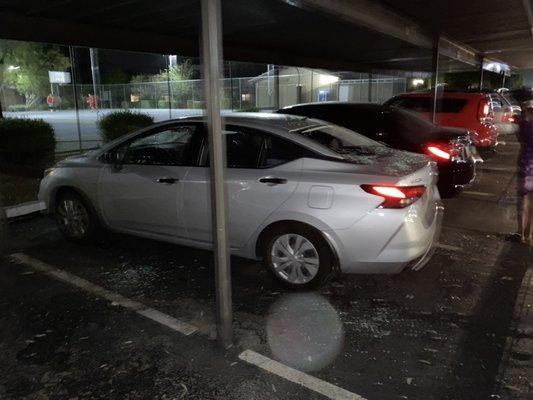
384,91,499,148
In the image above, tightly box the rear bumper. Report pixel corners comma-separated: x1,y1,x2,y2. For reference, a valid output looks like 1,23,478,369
438,158,475,188
332,189,444,274
473,124,499,148
406,201,444,271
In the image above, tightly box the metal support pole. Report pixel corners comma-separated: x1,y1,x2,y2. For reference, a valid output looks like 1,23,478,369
201,0,233,350
166,55,173,119
502,73,506,88
368,72,373,103
89,48,101,111
229,61,234,111
479,57,485,90
0,195,7,254
69,46,83,152
431,36,440,124
310,69,314,102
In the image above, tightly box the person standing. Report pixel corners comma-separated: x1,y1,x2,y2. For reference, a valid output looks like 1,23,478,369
518,100,533,244
46,93,56,112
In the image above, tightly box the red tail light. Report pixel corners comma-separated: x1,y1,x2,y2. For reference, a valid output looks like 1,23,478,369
478,99,493,121
426,145,451,160
424,140,463,161
361,185,426,208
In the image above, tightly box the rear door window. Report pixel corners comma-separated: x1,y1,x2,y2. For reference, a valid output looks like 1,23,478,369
201,126,307,169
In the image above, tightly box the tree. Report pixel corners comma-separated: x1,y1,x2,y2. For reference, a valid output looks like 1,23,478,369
130,59,196,108
102,68,131,84
0,40,69,108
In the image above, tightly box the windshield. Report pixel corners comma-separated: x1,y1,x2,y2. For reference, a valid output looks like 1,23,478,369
295,125,385,159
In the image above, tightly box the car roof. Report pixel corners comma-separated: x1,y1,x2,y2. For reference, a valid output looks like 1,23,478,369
393,91,487,99
281,102,386,112
163,112,325,132
93,112,349,161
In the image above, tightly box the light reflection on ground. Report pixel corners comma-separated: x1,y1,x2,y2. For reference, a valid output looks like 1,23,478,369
266,292,344,372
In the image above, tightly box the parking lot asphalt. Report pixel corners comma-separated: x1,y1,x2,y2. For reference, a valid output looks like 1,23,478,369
1,133,532,400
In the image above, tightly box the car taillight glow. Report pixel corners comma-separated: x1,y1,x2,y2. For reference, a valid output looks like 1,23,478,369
361,185,426,208
426,145,451,160
478,100,493,121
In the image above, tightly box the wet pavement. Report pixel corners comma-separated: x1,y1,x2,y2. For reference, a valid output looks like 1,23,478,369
1,133,532,399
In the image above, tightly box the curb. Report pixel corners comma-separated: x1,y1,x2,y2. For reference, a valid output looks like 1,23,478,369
4,200,45,219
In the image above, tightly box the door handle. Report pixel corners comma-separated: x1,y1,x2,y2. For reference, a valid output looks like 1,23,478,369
259,177,287,185
156,177,179,184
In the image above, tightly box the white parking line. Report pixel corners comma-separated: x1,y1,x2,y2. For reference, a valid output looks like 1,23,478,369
461,191,493,197
434,243,463,252
478,166,516,173
10,253,198,336
239,350,367,400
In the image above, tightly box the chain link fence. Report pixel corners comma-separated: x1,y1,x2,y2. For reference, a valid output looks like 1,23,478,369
2,72,406,153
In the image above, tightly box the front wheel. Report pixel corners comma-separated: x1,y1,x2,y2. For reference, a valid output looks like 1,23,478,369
55,192,99,242
262,224,334,290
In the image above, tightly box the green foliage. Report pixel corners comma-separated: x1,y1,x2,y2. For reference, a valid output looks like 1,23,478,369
158,99,170,108
97,111,154,143
102,68,130,84
0,118,56,167
130,60,195,107
0,40,70,107
7,104,28,112
238,106,260,112
443,70,523,91
187,100,204,109
507,74,524,90
140,100,154,108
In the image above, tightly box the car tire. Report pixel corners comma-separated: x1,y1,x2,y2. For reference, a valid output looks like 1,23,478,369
262,223,334,290
55,191,100,243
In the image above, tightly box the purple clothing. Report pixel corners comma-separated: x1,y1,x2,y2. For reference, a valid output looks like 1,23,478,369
519,118,533,193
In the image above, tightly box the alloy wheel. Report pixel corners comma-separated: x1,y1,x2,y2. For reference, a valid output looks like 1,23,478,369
270,233,320,285
56,198,89,238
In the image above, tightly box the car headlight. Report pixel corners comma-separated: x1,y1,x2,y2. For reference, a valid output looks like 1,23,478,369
43,167,56,177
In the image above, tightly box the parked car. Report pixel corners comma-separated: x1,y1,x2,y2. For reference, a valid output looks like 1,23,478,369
493,89,521,135
497,88,522,117
277,102,477,197
384,91,499,148
39,114,443,289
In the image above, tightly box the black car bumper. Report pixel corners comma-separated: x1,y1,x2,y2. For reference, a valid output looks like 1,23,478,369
438,159,476,193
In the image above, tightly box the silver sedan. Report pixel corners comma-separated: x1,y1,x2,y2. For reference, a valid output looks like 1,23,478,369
39,113,443,289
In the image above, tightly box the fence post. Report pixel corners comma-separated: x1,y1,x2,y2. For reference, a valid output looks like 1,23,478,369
69,46,83,152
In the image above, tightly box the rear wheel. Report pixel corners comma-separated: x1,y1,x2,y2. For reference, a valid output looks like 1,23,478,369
262,224,334,290
55,191,99,242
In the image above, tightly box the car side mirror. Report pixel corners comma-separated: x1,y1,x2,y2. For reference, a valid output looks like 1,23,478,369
103,152,124,170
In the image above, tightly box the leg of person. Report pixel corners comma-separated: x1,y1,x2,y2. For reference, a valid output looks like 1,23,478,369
521,194,530,243
526,193,533,243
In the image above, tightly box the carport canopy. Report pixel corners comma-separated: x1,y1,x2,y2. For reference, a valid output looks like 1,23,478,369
2,0,532,348
0,0,532,72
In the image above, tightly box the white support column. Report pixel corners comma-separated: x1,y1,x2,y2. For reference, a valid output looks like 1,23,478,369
431,36,440,124
201,0,233,349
